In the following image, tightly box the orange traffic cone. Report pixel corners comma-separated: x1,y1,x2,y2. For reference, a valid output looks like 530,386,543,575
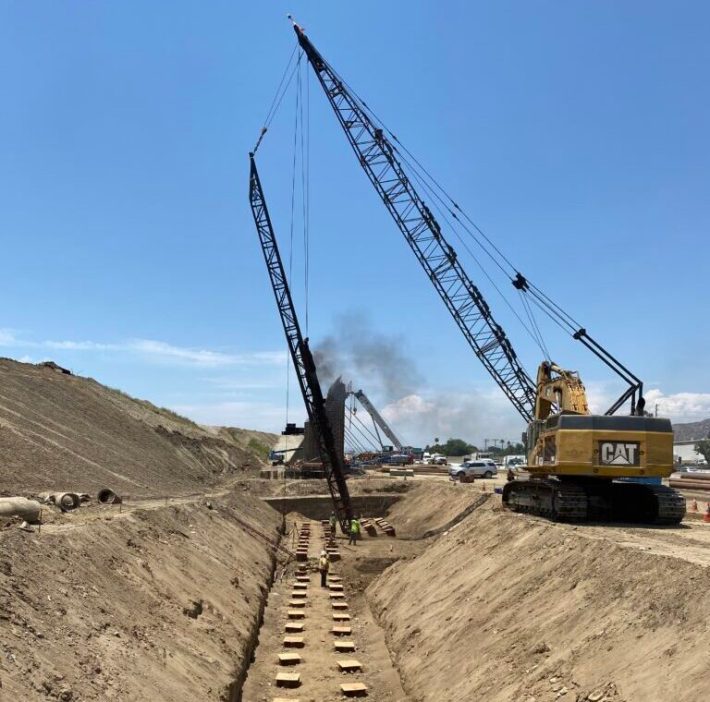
691,499,698,512
704,504,710,524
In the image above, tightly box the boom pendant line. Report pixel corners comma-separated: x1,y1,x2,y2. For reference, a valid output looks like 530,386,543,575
248,154,353,532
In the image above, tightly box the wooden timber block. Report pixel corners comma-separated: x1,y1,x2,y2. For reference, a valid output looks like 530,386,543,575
296,552,308,562
327,552,341,562
287,609,305,619
291,590,307,597
273,698,300,702
285,622,304,632
296,575,309,582
275,672,301,687
331,626,352,635
328,576,342,582
330,592,345,599
293,582,308,589
340,682,368,697
329,583,344,591
365,524,377,537
332,613,351,621
384,527,396,537
334,640,356,652
332,602,349,610
278,652,302,666
336,659,362,672
283,636,305,648
288,599,306,608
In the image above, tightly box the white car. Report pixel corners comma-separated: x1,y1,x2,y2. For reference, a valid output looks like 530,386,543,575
450,460,497,480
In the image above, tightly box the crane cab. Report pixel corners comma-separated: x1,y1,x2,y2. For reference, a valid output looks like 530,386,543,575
526,414,674,479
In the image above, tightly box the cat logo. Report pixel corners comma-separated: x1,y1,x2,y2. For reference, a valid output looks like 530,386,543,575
599,441,640,466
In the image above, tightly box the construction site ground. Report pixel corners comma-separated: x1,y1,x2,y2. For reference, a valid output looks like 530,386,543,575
4,476,710,701
2,360,710,701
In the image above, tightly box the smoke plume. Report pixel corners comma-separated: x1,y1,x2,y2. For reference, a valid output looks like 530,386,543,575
313,311,421,402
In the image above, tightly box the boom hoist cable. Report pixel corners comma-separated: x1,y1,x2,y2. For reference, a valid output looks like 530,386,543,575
248,154,354,532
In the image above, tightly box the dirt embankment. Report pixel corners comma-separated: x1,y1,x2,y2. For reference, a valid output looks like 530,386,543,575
0,493,282,701
369,503,710,702
0,358,276,498
384,481,485,538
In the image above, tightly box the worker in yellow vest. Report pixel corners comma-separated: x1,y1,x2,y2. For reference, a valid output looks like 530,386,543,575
318,550,330,587
348,516,361,546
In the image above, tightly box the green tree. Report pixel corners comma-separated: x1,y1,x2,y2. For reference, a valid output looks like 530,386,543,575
694,436,710,463
435,438,477,456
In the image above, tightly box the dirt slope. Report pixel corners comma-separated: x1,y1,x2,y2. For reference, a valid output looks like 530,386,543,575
0,493,282,701
383,481,485,538
0,358,275,497
369,503,710,702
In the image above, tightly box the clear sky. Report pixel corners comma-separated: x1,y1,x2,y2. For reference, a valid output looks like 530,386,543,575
1,1,708,447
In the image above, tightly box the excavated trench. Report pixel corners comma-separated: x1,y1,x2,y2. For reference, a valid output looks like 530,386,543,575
236,512,416,701
233,485,493,701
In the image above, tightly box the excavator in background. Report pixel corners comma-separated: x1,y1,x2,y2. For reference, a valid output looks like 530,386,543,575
290,20,685,524
248,154,354,533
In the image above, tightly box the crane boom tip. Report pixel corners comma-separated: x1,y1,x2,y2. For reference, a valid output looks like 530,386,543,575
287,14,305,35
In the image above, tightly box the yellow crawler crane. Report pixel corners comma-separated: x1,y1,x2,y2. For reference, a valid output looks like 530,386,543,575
291,19,685,524
506,362,683,523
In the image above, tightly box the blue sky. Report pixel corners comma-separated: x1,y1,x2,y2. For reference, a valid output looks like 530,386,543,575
1,2,708,446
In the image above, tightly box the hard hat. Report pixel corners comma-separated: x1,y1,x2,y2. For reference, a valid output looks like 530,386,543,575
320,550,326,556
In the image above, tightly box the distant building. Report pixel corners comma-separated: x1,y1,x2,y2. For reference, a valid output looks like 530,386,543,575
673,440,702,465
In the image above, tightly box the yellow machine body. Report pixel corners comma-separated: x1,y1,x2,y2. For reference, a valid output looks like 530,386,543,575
526,361,674,479
527,421,675,479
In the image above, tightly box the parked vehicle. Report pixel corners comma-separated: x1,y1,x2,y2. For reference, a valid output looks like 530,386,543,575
503,455,526,469
427,454,448,465
450,460,498,480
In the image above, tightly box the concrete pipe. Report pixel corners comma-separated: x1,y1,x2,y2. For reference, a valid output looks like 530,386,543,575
669,479,710,491
0,497,42,523
52,492,81,512
97,488,122,505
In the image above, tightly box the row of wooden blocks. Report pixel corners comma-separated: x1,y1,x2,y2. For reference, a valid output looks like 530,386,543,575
373,517,396,537
295,523,311,561
321,521,340,560
275,565,368,698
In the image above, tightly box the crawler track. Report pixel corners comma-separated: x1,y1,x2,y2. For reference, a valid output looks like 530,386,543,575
502,478,685,525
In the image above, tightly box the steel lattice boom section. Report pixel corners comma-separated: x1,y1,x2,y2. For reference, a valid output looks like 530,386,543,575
248,155,353,531
354,390,402,450
294,26,536,422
